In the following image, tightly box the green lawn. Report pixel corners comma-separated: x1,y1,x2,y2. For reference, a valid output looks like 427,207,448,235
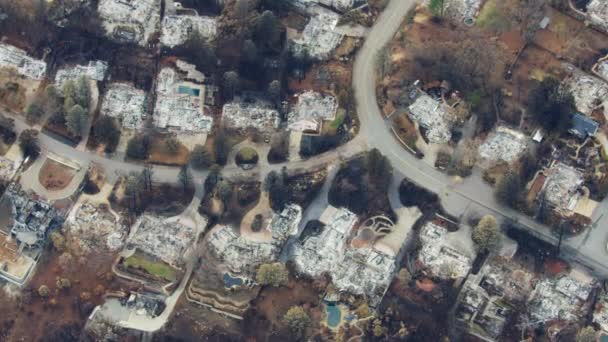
124,253,178,282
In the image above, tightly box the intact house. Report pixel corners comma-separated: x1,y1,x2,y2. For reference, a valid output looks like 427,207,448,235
153,61,213,134
569,113,599,139
0,184,63,286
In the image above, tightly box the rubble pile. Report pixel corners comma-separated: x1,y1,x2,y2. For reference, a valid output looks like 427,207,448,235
100,83,147,129
288,91,338,132
0,43,47,80
292,6,344,60
587,0,608,33
564,69,608,116
528,269,596,322
435,0,483,22
293,207,398,307
129,215,196,267
408,94,454,144
67,203,126,252
222,97,280,132
206,226,280,275
153,67,213,134
55,60,109,89
478,126,528,165
206,205,302,275
97,0,161,45
417,222,473,279
161,15,217,48
291,0,356,12
594,56,608,81
0,157,16,182
541,163,584,212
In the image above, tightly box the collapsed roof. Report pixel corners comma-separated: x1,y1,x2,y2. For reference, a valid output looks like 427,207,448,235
586,0,608,33
0,43,47,80
222,97,280,132
478,126,528,166
417,221,473,279
97,0,161,45
293,206,400,307
291,6,344,60
161,15,217,48
55,60,109,89
408,93,454,144
528,268,596,322
153,67,213,134
563,68,608,117
128,215,196,267
540,162,584,212
288,91,338,132
100,83,147,129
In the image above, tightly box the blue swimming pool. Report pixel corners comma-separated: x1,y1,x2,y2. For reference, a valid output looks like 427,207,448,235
324,302,342,328
178,85,200,96
223,273,243,288
600,334,608,342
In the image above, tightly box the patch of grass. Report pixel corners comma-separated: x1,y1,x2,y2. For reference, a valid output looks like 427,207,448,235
329,109,346,130
237,147,258,163
124,253,177,282
477,0,510,33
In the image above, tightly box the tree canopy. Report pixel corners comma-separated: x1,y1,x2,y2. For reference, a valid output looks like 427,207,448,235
528,77,576,133
472,215,501,251
256,263,289,287
283,306,310,338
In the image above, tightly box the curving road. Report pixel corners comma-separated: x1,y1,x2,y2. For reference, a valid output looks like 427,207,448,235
3,0,608,277
353,0,608,275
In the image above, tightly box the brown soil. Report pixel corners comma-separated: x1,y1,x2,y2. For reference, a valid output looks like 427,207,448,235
148,136,190,166
38,159,77,191
154,297,243,341
0,248,128,342
246,277,322,341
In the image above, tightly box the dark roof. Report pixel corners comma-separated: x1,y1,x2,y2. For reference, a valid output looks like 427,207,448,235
569,113,599,138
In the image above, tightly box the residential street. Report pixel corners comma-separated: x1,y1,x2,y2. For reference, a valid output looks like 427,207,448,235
2,0,608,283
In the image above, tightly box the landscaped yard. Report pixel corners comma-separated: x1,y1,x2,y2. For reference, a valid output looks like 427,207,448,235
123,252,178,283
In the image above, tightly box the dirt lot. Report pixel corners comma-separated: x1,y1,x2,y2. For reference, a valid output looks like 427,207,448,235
148,135,190,166
39,159,77,191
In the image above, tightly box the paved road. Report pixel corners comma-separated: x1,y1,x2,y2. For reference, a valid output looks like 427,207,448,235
1,0,607,285
352,0,608,275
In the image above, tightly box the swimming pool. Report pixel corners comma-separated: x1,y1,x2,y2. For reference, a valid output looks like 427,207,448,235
600,333,608,342
178,85,200,96
223,273,243,288
324,302,342,328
